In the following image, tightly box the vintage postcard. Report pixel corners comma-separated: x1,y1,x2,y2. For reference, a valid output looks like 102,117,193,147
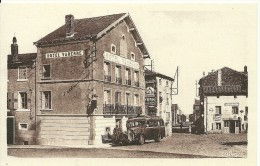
0,2,258,166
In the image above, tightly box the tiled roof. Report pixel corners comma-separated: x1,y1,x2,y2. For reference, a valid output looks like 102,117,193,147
35,13,126,45
34,13,150,58
8,53,37,64
199,66,248,96
145,70,174,81
203,85,245,94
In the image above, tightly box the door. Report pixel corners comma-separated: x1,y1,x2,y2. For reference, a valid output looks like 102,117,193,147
229,121,235,133
7,117,15,144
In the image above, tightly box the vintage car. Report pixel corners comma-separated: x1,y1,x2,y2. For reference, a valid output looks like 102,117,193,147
112,116,166,145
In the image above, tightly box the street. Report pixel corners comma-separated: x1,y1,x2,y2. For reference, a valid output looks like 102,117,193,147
8,133,247,158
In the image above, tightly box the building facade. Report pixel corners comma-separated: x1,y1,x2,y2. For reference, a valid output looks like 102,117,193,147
199,66,248,134
7,13,150,145
7,37,37,145
145,70,174,137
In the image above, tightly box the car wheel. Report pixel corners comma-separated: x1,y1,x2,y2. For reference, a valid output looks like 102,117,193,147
138,134,145,145
155,133,161,142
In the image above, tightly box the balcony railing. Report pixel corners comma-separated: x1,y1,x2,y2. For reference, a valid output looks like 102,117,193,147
134,81,139,87
103,104,142,115
116,77,122,84
213,114,222,121
125,79,131,86
104,75,111,82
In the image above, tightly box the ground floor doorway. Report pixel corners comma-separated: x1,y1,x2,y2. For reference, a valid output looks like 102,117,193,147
7,116,15,144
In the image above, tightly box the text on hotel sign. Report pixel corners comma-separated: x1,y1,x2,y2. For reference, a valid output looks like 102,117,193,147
45,50,84,58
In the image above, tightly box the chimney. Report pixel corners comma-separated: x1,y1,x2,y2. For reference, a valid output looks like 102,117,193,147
217,69,222,86
244,65,247,74
65,14,75,37
203,71,205,76
11,36,18,62
11,36,18,55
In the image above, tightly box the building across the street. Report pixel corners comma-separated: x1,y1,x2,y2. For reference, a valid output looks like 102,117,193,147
7,37,37,145
145,70,174,137
7,13,150,145
199,66,248,134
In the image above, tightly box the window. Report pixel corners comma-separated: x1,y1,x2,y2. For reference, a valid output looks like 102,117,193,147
125,68,131,85
224,121,229,127
41,91,51,110
166,94,169,105
115,92,121,105
125,93,131,105
216,123,221,130
43,65,51,78
131,52,135,61
245,107,248,115
232,106,238,114
159,92,162,104
18,66,27,80
111,44,116,54
159,79,162,85
166,81,168,86
134,71,139,87
134,94,139,106
215,106,221,114
104,90,111,104
18,92,28,109
104,62,111,82
115,66,122,84
19,123,28,130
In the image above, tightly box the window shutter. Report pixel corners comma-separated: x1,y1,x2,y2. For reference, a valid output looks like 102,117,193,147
13,92,18,109
40,91,42,109
27,93,31,110
7,92,11,109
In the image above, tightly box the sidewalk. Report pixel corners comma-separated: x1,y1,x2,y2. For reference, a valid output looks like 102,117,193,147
8,143,112,149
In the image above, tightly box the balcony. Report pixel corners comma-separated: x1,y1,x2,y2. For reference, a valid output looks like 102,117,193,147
125,79,131,86
104,75,111,82
116,77,122,84
213,114,221,121
134,81,139,87
103,104,142,115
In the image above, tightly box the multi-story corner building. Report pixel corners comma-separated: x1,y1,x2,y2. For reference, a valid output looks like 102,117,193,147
33,13,149,145
199,66,248,134
145,70,174,136
7,37,37,145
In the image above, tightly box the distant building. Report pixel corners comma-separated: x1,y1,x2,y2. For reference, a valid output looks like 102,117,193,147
145,70,174,136
199,66,248,134
193,99,201,121
171,104,178,126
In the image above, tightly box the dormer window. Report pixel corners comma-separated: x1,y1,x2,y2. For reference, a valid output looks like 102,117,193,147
111,44,116,54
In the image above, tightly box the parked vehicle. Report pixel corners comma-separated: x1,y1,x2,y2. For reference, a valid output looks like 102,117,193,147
112,116,166,145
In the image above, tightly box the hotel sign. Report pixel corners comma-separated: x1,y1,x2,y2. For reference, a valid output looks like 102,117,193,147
224,102,239,106
103,51,139,70
46,50,84,58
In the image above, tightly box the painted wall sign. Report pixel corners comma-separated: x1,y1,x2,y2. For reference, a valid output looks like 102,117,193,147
46,50,84,58
145,84,157,106
103,51,139,70
224,102,239,106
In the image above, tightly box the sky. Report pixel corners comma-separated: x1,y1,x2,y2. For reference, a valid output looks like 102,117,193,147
0,3,257,115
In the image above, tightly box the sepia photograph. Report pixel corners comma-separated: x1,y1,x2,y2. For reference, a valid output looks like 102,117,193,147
0,2,258,166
